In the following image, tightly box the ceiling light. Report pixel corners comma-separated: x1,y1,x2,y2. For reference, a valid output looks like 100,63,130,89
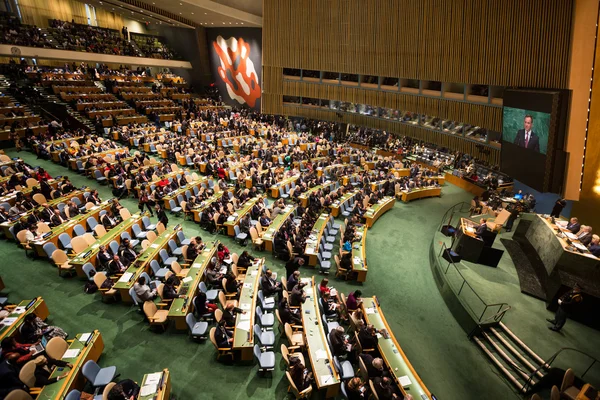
241,23,244,25
222,22,225,24
204,13,207,15
191,12,194,14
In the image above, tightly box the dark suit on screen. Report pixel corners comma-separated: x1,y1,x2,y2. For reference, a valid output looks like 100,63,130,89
514,129,540,152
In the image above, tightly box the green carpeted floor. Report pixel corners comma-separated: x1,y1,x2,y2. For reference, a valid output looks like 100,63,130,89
0,150,524,400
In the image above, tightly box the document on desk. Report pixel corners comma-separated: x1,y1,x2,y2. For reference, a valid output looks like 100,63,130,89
315,349,328,360
150,244,159,249
192,263,201,268
243,282,253,289
240,303,251,310
140,384,157,397
78,333,92,343
239,312,251,321
398,375,412,387
365,307,376,315
237,320,250,331
12,307,25,314
62,349,81,360
182,276,193,283
320,374,333,384
145,372,163,385
118,272,133,282
1,317,17,326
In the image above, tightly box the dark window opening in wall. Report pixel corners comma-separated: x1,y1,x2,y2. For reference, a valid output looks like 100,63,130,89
401,78,419,94
360,75,378,88
283,68,301,79
490,86,504,106
340,73,359,86
466,84,489,104
422,80,442,96
301,97,320,106
323,72,340,83
302,70,320,81
381,77,399,91
283,96,301,104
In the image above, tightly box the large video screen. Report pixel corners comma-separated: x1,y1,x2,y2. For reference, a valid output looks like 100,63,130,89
501,89,568,192
502,107,550,155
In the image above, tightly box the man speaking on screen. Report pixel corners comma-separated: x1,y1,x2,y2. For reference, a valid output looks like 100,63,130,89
513,114,540,152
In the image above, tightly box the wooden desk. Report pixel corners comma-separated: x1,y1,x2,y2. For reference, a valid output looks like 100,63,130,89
261,205,296,252
233,259,263,360
0,298,49,341
168,242,218,330
304,213,331,266
330,190,359,218
68,148,130,171
31,201,112,257
69,214,143,276
113,229,179,302
365,196,396,227
400,187,441,203
444,172,485,196
36,331,104,400
0,179,59,207
301,277,340,398
162,179,207,210
224,196,261,236
190,192,224,223
362,297,432,400
352,225,368,282
270,175,300,198
138,369,171,400
0,189,88,240
298,181,337,208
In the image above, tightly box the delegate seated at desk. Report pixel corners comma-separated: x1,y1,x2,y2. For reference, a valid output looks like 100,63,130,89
215,319,233,349
589,235,600,257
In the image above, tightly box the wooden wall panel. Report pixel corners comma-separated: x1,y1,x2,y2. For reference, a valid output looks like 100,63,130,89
18,0,124,29
264,0,573,87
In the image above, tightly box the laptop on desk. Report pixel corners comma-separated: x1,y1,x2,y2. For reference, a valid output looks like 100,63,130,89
30,335,48,357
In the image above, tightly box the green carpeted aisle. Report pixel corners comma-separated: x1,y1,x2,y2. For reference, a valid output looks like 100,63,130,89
0,150,520,400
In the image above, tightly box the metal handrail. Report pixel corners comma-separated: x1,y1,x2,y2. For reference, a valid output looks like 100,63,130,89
437,201,472,230
523,347,600,392
437,242,511,326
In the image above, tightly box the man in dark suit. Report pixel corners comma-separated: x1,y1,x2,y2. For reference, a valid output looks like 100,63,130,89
566,217,581,234
359,353,387,379
50,209,66,227
577,226,593,246
513,115,540,152
372,377,400,400
118,239,137,266
261,269,283,299
97,245,113,269
475,218,488,237
0,354,26,398
101,210,118,229
107,254,127,275
588,235,600,257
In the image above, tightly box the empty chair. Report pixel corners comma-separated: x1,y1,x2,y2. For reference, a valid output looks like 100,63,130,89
87,217,99,232
4,390,33,400
108,240,119,256
253,323,275,348
43,242,58,260
159,249,177,266
284,323,306,349
58,233,73,251
120,231,139,248
233,225,248,246
168,239,183,257
94,224,107,238
169,199,182,215
142,216,156,231
334,355,354,380
72,224,89,237
186,313,209,340
65,390,81,400
150,259,170,280
82,360,117,391
320,236,333,252
143,301,169,331
317,253,331,274
131,223,148,240
322,314,340,334
94,170,107,184
257,291,275,311
255,304,275,330
253,344,276,373
70,236,89,254
199,281,219,302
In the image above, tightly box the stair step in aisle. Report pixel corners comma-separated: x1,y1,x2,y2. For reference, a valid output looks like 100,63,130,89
473,322,548,394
